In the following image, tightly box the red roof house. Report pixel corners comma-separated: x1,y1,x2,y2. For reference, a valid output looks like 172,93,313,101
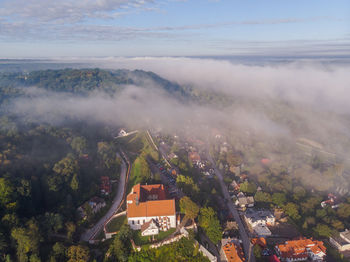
101,176,111,195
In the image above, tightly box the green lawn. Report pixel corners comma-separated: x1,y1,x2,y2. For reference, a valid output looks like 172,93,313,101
125,132,159,193
105,215,127,233
133,228,176,246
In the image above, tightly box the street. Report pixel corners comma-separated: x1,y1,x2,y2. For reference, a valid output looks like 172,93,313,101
208,155,255,262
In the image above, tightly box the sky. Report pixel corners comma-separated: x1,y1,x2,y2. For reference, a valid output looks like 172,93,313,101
0,0,349,57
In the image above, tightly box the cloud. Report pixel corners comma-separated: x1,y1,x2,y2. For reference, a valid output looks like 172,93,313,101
0,0,155,23
85,56,350,112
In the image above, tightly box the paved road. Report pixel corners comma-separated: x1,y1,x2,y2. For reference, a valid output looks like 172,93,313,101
80,152,130,242
208,155,255,262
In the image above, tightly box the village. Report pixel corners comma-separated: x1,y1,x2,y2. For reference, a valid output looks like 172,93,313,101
76,128,350,262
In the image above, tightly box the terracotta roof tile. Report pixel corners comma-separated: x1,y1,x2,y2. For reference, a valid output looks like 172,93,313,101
223,242,246,262
127,184,175,218
276,238,326,260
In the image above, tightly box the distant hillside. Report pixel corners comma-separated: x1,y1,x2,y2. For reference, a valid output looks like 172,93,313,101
0,68,234,106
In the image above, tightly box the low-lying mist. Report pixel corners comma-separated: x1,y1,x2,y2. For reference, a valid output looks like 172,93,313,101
5,57,350,193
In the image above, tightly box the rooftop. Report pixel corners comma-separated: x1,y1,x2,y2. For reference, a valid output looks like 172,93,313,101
127,184,167,202
245,209,274,221
127,184,175,218
276,237,326,259
222,241,246,262
341,230,350,242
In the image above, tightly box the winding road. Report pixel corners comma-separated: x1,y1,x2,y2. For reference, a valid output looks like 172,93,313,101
80,151,130,242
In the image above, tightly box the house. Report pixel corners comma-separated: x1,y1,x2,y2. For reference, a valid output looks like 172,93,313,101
321,193,340,209
101,176,111,195
168,152,178,159
231,180,240,191
221,239,246,262
275,237,326,262
236,192,254,208
141,219,159,236
253,224,272,237
188,151,201,163
244,209,275,237
330,229,350,251
126,184,176,232
88,196,106,213
77,196,106,219
251,237,267,248
118,129,127,137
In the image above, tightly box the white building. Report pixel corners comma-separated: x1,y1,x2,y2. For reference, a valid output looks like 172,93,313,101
127,184,176,232
244,209,275,236
275,238,326,262
118,129,127,137
330,229,350,251
141,219,160,236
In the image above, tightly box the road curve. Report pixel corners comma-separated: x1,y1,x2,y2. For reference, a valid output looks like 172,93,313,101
80,152,130,242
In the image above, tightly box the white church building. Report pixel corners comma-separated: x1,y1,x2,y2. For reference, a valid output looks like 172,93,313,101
126,184,176,233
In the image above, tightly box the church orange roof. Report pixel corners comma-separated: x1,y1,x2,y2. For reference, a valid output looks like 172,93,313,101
127,184,175,218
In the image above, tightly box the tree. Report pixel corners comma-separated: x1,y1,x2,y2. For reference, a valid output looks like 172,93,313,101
253,244,262,260
176,175,199,196
70,174,79,191
18,179,31,197
284,202,300,220
0,231,8,259
292,186,306,201
254,191,272,204
313,224,332,238
51,154,79,192
52,242,66,261
226,152,243,167
97,142,116,169
111,238,128,262
239,181,257,195
107,225,132,262
337,203,350,218
331,219,344,231
11,221,41,262
0,177,16,209
53,154,79,181
316,209,327,219
29,254,41,262
70,137,87,155
42,213,63,235
198,207,222,244
301,197,322,214
66,245,89,262
66,222,76,240
272,193,287,207
179,196,199,223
